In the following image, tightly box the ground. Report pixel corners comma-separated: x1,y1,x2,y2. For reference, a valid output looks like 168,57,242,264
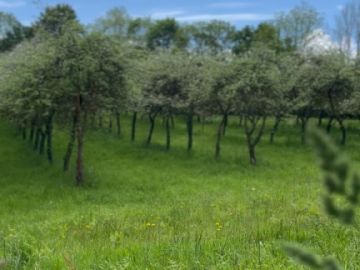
0,116,359,269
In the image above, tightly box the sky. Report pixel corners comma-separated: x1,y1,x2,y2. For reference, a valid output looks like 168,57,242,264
0,0,350,31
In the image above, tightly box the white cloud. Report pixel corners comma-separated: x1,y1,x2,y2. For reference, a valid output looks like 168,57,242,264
176,13,272,22
209,2,253,8
0,0,26,8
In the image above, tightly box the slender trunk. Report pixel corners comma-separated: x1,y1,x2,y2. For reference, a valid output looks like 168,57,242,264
131,112,137,142
248,145,256,165
165,116,171,150
146,113,156,145
115,112,121,137
326,117,334,134
22,128,27,140
75,94,84,186
33,128,41,151
270,116,281,144
108,115,113,132
46,111,54,163
39,130,46,155
338,118,346,145
63,114,77,172
29,121,35,143
215,116,225,160
99,115,103,129
318,112,324,127
222,114,228,136
187,114,193,152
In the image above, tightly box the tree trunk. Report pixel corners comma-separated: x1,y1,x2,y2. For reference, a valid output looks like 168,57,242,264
187,114,193,152
131,112,137,142
75,94,84,186
39,130,46,155
146,112,156,145
248,145,256,165
29,121,35,143
115,112,121,137
63,114,77,172
338,118,346,145
22,125,27,141
318,111,324,127
99,115,103,129
215,117,225,160
108,115,113,132
222,114,228,136
46,111,54,163
270,116,281,144
33,128,41,151
326,117,334,134
165,116,171,150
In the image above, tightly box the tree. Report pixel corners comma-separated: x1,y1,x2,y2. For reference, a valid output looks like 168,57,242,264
146,18,188,50
232,26,254,55
233,47,280,164
273,1,323,50
35,4,78,36
0,12,32,52
91,7,130,39
186,20,236,55
57,26,127,185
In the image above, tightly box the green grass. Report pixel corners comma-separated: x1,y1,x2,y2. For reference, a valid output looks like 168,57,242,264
1,116,360,269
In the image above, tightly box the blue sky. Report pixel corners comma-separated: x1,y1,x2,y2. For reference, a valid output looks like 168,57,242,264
0,0,349,31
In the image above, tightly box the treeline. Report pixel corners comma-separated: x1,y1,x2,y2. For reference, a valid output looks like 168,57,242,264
0,2,359,185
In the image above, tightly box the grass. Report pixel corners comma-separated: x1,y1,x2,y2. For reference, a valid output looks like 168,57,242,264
1,116,360,269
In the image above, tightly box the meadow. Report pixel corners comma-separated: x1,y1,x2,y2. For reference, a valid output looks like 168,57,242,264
1,116,360,269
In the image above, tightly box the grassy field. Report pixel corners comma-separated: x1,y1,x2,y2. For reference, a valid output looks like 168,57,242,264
1,116,360,269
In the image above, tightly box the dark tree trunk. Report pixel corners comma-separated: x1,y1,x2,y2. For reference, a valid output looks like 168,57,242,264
186,114,193,152
215,116,225,160
222,114,228,136
29,121,35,143
338,118,346,145
146,112,157,145
99,115,103,129
131,112,137,142
108,115,113,132
33,128,42,151
326,117,334,134
115,112,121,137
75,94,84,186
318,111,324,127
165,116,171,150
245,116,266,166
248,145,256,165
270,116,281,144
22,128,27,141
39,130,46,155
63,113,77,172
46,111,55,163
